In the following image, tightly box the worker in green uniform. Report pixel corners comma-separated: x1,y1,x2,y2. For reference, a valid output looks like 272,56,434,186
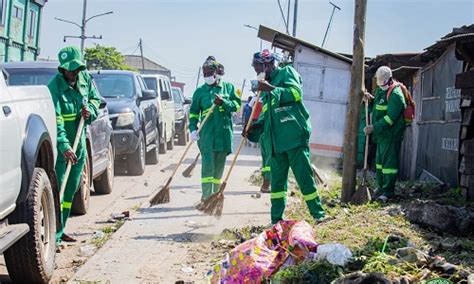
48,46,101,243
189,57,241,201
245,49,325,224
364,66,406,202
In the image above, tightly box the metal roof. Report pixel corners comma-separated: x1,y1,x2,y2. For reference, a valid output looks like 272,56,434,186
257,25,352,64
124,55,170,72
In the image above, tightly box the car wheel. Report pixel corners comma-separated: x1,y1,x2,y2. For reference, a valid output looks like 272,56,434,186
94,142,114,194
177,119,188,146
167,130,174,150
159,126,167,154
72,154,91,215
4,168,56,283
128,132,146,175
146,125,159,165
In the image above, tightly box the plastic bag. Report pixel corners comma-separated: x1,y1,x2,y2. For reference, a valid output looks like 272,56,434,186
313,243,352,266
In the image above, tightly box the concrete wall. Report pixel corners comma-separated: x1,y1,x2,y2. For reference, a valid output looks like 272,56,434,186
293,44,351,158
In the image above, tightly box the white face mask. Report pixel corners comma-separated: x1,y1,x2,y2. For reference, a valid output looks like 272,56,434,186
257,72,266,81
379,85,389,91
204,76,216,85
216,74,223,80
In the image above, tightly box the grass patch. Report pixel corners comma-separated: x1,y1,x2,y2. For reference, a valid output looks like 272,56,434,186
90,220,125,248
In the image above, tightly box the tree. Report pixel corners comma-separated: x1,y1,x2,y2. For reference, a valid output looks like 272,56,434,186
84,44,135,71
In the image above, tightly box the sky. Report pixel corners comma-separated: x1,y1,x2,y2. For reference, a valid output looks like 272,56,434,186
40,0,474,97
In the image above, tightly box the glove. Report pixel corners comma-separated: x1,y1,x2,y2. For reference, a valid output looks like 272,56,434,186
364,125,374,135
362,90,374,103
214,95,224,106
191,130,200,141
81,106,91,120
64,149,78,165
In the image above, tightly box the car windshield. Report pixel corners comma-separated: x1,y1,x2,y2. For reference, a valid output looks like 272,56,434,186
94,74,134,98
5,68,56,86
172,88,182,103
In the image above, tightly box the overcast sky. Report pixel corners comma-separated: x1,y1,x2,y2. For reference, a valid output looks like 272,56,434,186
40,0,474,97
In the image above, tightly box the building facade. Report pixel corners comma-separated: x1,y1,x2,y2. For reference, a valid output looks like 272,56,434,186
0,0,46,62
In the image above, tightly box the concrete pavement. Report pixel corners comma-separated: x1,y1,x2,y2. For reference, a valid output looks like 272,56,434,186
72,127,270,282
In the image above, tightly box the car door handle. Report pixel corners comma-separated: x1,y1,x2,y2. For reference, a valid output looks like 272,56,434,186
3,106,12,117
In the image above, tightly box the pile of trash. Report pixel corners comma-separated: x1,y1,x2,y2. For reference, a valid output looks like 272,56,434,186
206,220,352,283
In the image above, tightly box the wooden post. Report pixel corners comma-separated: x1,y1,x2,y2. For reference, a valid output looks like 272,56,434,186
341,0,367,203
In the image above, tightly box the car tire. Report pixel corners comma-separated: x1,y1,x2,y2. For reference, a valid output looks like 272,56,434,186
177,119,188,146
159,126,167,154
94,142,114,194
167,130,174,150
72,154,91,215
4,168,56,283
146,125,159,165
128,132,146,175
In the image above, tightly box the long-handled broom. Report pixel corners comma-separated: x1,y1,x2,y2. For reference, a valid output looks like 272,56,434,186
149,104,216,206
195,92,261,217
59,98,87,201
351,97,372,204
182,153,200,178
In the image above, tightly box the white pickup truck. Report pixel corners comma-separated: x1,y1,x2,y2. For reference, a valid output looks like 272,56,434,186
0,68,58,282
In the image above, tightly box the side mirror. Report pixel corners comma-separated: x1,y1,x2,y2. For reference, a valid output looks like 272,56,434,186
142,89,157,100
99,101,107,109
161,90,170,100
2,68,9,82
184,97,192,104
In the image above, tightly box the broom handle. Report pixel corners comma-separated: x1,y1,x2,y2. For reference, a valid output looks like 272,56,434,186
167,104,217,180
59,116,85,200
219,91,262,191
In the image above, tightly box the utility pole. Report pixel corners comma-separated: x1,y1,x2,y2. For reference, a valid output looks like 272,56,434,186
321,2,341,48
139,38,145,73
341,0,367,203
195,66,201,88
292,0,298,37
287,0,291,35
55,0,113,57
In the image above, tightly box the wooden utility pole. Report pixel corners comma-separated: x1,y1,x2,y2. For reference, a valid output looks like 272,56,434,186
139,38,145,73
341,0,367,203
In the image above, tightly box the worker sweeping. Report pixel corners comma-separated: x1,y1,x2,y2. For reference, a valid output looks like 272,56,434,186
364,66,406,202
244,49,325,224
48,46,101,244
189,57,241,201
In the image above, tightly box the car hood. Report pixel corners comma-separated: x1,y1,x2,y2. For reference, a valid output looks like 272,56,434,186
103,97,135,114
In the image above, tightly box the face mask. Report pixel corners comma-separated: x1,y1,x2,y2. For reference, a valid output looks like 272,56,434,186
216,74,223,80
204,76,216,85
379,85,389,91
257,72,266,81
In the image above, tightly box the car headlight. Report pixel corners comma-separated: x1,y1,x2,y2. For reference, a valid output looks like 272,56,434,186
175,110,184,119
116,112,135,127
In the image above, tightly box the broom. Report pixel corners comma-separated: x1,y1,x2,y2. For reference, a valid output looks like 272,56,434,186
149,104,216,206
351,96,372,204
195,92,261,217
182,153,200,178
60,98,87,200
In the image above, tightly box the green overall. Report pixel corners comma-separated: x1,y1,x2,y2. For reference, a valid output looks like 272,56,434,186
48,63,100,242
260,133,271,181
189,80,241,199
250,66,325,224
372,85,406,197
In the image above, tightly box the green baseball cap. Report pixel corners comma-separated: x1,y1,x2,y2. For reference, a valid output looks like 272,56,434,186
58,46,86,72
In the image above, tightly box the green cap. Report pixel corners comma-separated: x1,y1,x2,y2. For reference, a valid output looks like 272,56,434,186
58,46,86,72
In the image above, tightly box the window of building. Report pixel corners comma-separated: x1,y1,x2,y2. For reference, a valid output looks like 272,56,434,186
0,0,6,26
13,5,23,20
28,10,36,37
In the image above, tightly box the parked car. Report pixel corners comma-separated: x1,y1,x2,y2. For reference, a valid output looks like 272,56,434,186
171,86,191,145
2,61,114,216
92,70,159,175
142,74,175,153
0,68,58,282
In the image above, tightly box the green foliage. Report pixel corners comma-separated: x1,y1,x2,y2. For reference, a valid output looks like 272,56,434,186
272,260,344,283
84,44,135,71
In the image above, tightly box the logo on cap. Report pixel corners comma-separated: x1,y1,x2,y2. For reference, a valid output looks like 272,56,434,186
61,52,68,60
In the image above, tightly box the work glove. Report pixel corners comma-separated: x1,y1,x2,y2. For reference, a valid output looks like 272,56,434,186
214,95,224,106
64,149,78,165
364,125,374,135
191,130,200,141
81,106,91,120
362,90,374,103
